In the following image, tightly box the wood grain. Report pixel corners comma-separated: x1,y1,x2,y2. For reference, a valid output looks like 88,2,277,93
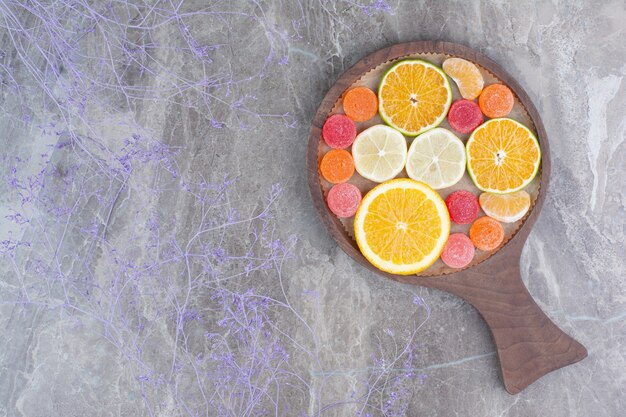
306,41,587,394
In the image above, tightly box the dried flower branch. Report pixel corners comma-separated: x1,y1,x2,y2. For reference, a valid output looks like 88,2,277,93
0,1,430,416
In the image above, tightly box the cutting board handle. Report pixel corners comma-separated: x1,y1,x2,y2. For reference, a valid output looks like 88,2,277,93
438,241,588,394
418,239,587,394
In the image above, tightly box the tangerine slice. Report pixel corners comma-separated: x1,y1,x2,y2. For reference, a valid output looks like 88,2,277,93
442,58,484,100
343,87,378,122
320,149,354,184
478,84,514,118
469,217,504,251
479,191,531,223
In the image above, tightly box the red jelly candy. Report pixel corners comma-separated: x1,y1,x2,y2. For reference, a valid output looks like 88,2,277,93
327,183,362,217
322,114,357,149
447,99,484,134
441,233,475,269
446,190,480,224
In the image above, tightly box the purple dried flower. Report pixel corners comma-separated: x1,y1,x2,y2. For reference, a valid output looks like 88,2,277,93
211,247,228,264
5,212,29,225
0,2,429,414
182,308,202,323
210,119,225,128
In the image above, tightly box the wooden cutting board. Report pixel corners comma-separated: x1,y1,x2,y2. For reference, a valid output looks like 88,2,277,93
306,41,587,394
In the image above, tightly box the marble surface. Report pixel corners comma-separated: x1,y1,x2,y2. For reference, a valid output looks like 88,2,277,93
0,1,624,416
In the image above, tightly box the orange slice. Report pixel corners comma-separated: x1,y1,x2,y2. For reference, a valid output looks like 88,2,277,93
442,58,484,100
354,179,450,275
378,60,452,136
466,118,541,193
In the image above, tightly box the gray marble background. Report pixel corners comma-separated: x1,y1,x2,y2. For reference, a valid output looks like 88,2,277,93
0,1,624,416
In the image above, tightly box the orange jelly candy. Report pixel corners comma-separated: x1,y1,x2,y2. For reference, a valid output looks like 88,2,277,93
478,84,514,118
342,87,378,122
469,216,504,251
320,149,355,183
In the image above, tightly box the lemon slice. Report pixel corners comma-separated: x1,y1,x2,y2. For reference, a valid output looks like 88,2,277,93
354,178,450,275
405,128,466,190
466,118,541,193
352,124,407,183
378,60,452,136
479,191,531,223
